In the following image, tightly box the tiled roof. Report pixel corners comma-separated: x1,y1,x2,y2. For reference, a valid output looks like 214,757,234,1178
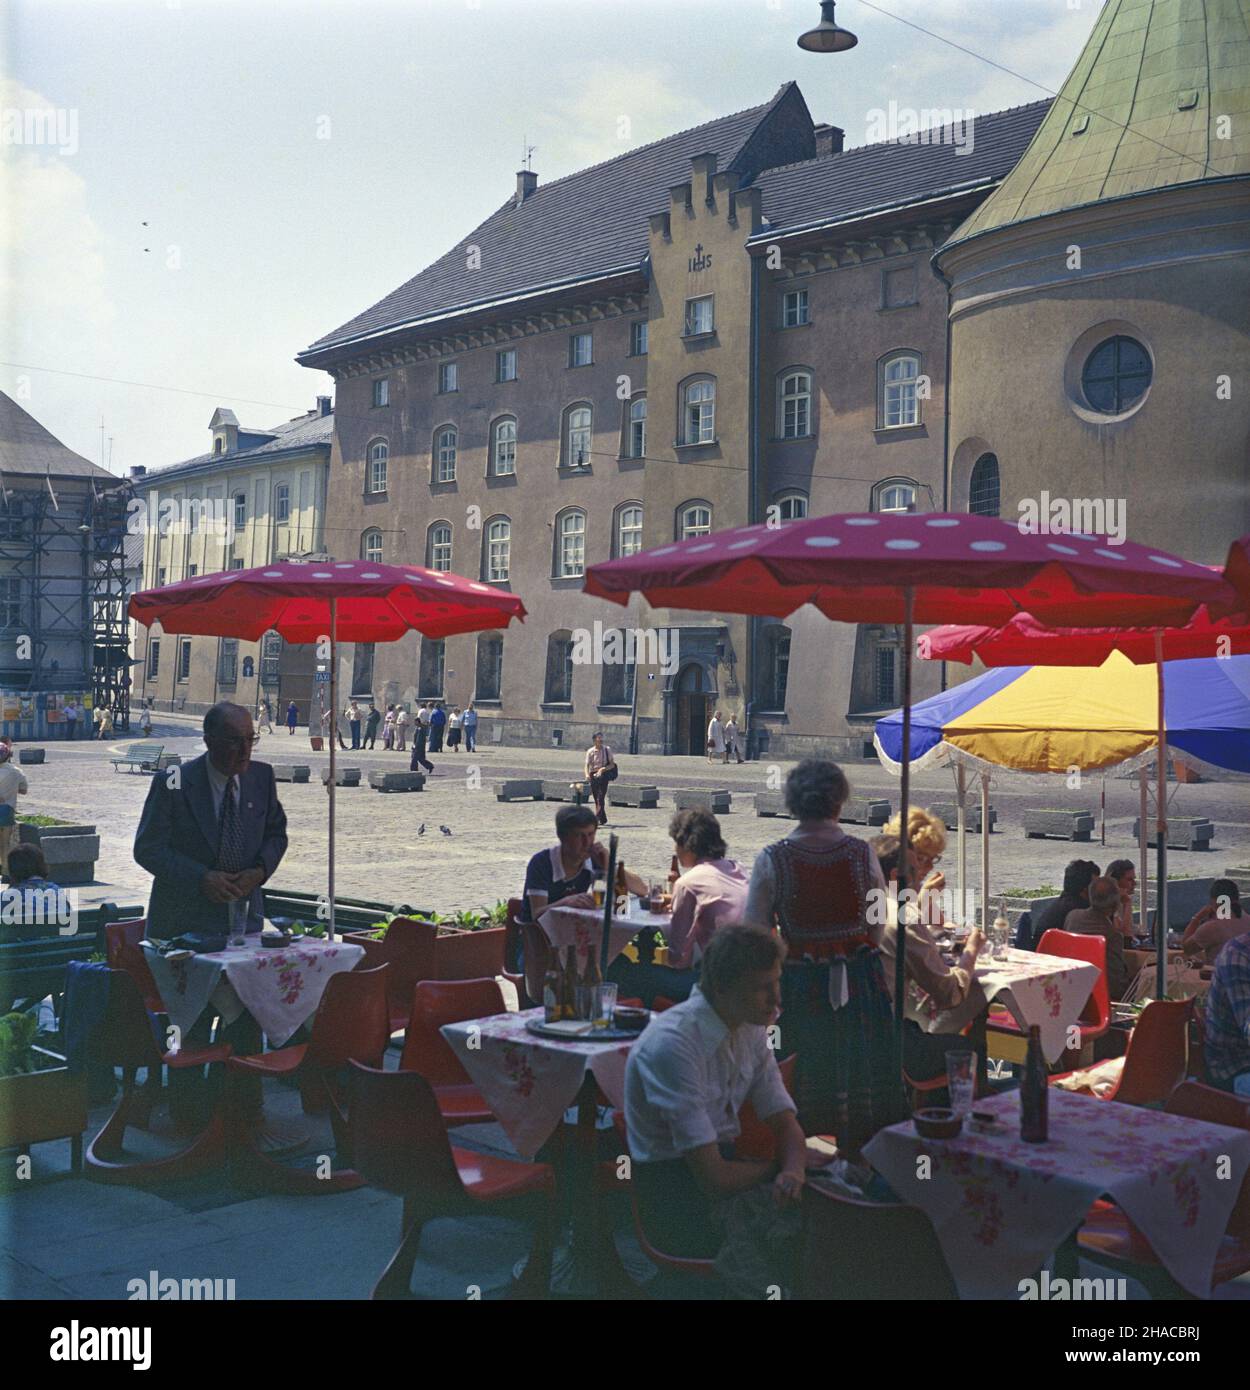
0,390,113,479
751,101,1051,239
151,410,334,482
299,85,807,361
949,0,1250,247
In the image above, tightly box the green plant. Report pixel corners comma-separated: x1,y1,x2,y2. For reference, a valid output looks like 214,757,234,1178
1001,885,1060,899
86,951,106,964
488,900,509,927
451,909,489,930
17,814,68,828
0,1011,38,1078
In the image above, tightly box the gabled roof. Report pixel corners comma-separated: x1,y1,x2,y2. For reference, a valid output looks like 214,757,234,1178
948,0,1250,248
750,100,1051,240
0,390,113,479
149,409,334,485
299,84,813,364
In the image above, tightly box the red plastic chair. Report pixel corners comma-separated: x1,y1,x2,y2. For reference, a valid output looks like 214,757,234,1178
104,918,164,1016
399,978,504,1126
226,964,389,1194
989,929,1110,1058
349,1062,555,1298
798,1183,957,1299
503,896,525,975
371,917,437,1034
1050,998,1193,1105
733,1054,798,1161
85,970,231,1185
1078,1082,1250,1295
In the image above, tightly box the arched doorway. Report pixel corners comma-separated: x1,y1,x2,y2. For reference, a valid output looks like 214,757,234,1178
674,662,710,757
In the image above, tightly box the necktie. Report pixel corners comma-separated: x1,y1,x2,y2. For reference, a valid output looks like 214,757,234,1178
217,777,246,873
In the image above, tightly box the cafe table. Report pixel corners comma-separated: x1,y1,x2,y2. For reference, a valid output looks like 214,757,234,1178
537,901,670,973
442,1006,647,1294
862,1088,1250,1299
974,947,1099,1063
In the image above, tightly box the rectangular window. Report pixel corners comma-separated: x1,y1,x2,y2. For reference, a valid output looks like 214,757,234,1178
188,564,198,577
559,514,585,578
439,362,458,393
219,638,238,685
368,453,388,494
496,349,517,382
419,639,445,699
157,567,167,586
260,631,282,687
233,494,246,529
372,377,389,407
147,639,160,679
178,638,192,681
874,645,897,706
275,485,291,522
630,321,648,356
230,558,245,570
430,528,452,572
569,332,592,367
684,296,714,336
0,576,21,629
782,289,810,327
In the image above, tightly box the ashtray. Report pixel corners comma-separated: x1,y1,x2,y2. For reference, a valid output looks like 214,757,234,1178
913,1107,963,1139
612,1007,650,1033
260,931,291,949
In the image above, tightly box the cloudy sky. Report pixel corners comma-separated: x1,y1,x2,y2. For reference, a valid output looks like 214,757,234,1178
2,0,1101,472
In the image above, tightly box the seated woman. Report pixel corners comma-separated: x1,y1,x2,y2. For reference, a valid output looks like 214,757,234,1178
666,808,749,970
0,845,63,937
872,822,986,1083
519,804,646,923
1105,859,1137,937
1183,879,1248,964
743,759,905,1157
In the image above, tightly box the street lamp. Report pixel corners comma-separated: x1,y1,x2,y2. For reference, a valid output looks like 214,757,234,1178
797,0,857,53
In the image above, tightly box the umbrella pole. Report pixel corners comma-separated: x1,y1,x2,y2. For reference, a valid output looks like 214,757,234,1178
980,771,991,934
328,597,337,943
1155,634,1167,999
896,588,914,1074
1138,772,1149,940
955,762,967,923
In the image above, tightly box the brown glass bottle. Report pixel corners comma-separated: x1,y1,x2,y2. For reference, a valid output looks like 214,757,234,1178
543,952,563,1024
561,945,579,1020
1020,1024,1048,1142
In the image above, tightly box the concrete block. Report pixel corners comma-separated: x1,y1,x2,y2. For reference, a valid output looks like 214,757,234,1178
274,765,311,783
608,784,659,808
369,771,426,793
17,749,44,765
1024,808,1095,841
495,779,545,801
672,789,731,814
321,767,361,787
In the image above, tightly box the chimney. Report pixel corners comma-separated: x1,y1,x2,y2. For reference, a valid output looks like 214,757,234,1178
515,169,538,205
813,123,845,157
316,395,332,417
129,465,146,478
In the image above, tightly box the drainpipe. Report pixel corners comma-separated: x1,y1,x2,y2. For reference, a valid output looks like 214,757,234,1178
932,248,955,698
745,250,761,758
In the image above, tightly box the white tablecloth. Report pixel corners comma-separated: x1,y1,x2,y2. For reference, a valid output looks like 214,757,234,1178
442,1007,642,1159
863,1088,1250,1299
977,948,1099,1063
538,903,669,972
143,938,364,1047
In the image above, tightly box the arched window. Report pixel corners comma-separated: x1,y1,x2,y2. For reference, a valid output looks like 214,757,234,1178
968,453,1001,517
556,509,586,578
681,377,716,445
771,491,808,523
873,478,918,514
367,439,388,493
427,522,452,572
1081,335,1152,414
475,631,503,701
492,417,517,476
615,502,643,557
760,626,791,711
778,369,812,438
879,351,921,428
485,518,511,582
213,438,224,456
544,630,575,704
628,396,647,459
679,501,712,540
563,404,592,467
361,528,383,564
233,492,247,528
434,426,457,483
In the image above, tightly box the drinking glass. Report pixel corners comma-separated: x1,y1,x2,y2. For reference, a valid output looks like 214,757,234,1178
591,982,618,1029
227,898,248,949
945,1051,974,1115
592,881,606,909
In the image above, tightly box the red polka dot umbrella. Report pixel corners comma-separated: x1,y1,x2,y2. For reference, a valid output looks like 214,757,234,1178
585,511,1237,1057
130,559,527,937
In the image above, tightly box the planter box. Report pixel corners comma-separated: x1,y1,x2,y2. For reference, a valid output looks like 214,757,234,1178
673,790,731,814
931,802,997,834
274,765,311,783
841,797,893,827
0,1051,87,1172
609,784,659,809
17,749,45,765
754,792,791,818
1024,808,1095,842
1133,817,1214,851
322,767,361,787
369,771,426,793
542,781,585,803
39,835,100,887
434,925,506,980
19,822,96,846
309,736,324,751
495,779,544,801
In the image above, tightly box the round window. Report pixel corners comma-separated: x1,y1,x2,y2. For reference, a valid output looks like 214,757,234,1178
1081,336,1152,415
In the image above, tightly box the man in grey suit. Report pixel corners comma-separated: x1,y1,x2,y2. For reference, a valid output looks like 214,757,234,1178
134,702,288,940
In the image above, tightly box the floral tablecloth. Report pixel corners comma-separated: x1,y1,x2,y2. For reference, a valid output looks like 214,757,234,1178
976,948,1099,1062
442,1006,642,1159
538,904,668,972
142,939,364,1048
862,1088,1250,1299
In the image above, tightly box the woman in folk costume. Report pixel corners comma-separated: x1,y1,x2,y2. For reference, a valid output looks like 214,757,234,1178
744,758,905,1157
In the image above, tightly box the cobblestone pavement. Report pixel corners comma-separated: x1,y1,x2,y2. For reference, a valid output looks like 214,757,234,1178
27,714,1250,919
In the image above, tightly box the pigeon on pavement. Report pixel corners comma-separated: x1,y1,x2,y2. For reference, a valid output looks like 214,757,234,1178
439,825,452,836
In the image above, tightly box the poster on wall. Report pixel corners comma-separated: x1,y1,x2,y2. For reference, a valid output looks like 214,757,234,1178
1,695,20,722
18,697,33,722
46,694,63,723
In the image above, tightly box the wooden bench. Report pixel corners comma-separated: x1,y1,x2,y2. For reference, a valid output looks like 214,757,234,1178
273,765,311,783
262,888,431,935
673,789,732,814
111,743,162,773
1133,816,1215,851
608,783,659,809
369,771,426,793
495,779,545,801
1024,808,1095,842
322,767,362,787
0,902,145,1012
17,748,45,765
930,801,997,833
